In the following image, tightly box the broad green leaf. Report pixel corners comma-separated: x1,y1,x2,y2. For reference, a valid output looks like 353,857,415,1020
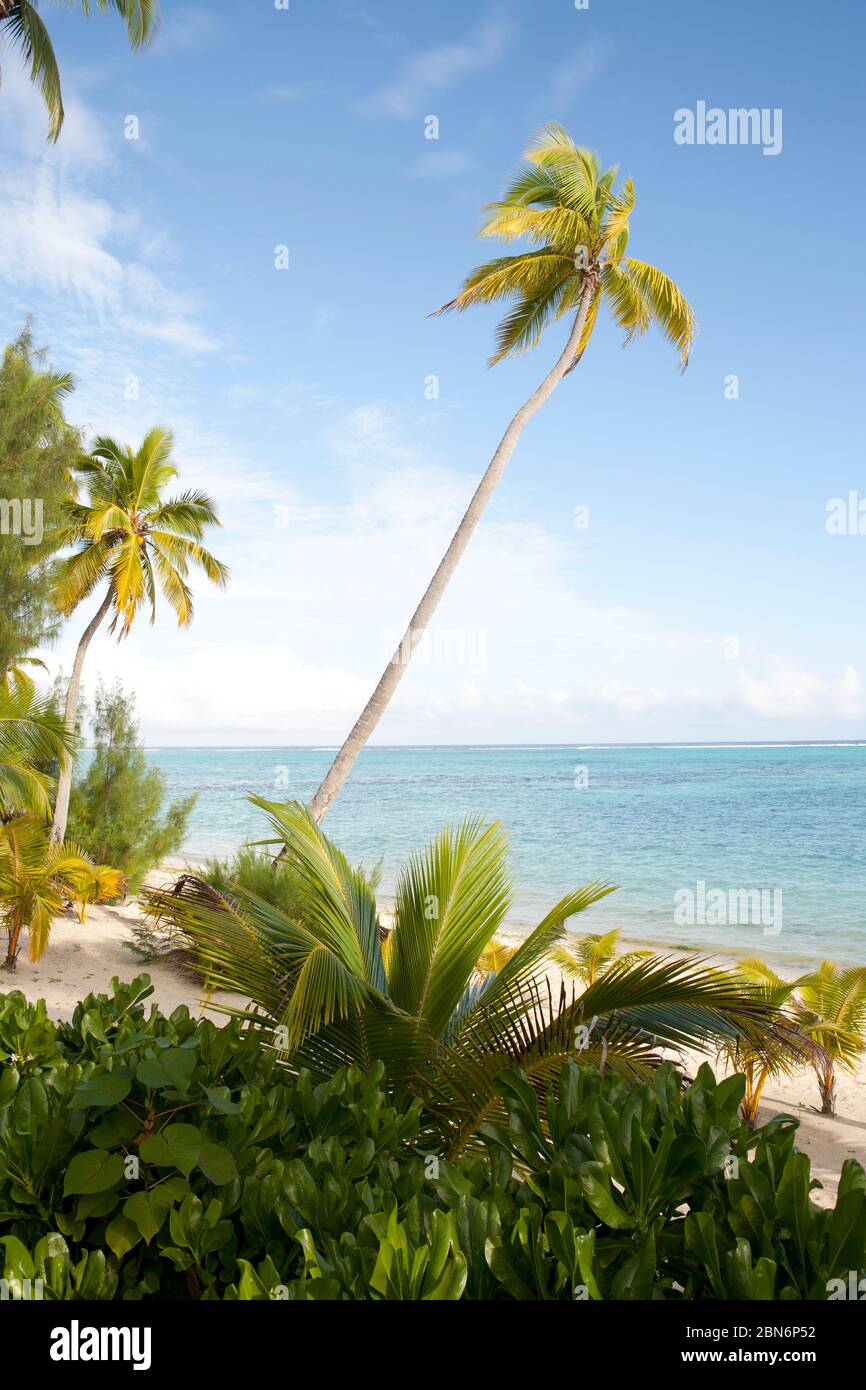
63,1150,125,1196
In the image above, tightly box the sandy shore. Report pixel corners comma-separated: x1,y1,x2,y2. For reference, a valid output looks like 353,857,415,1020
3,879,863,1206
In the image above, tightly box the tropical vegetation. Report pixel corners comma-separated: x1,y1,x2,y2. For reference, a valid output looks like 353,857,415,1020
792,962,866,1116
0,329,79,682
144,799,799,1151
0,814,123,967
67,678,194,892
0,976,862,1301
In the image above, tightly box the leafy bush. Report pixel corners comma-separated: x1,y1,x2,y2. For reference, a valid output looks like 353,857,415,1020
0,978,863,1301
200,847,312,918
67,680,195,892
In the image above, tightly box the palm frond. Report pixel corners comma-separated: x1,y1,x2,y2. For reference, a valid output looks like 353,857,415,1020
388,818,511,1039
5,0,63,141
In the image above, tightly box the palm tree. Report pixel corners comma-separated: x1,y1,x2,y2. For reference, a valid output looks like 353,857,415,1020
305,125,696,824
73,860,126,922
0,0,158,142
50,428,228,844
0,681,74,819
793,961,866,1115
721,958,819,1127
552,927,652,986
144,799,786,1153
0,813,121,967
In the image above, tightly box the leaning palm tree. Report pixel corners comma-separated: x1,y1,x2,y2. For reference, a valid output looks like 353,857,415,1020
144,799,788,1152
0,814,121,967
304,125,696,824
793,961,866,1115
50,428,228,844
0,0,158,142
0,681,74,819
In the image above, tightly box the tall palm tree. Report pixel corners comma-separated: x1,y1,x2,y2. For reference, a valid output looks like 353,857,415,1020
0,0,158,142
305,125,696,824
144,800,788,1153
793,961,866,1115
50,428,228,844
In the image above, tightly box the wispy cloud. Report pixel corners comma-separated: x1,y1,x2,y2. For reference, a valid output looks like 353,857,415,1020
529,38,613,119
0,67,218,355
362,19,512,118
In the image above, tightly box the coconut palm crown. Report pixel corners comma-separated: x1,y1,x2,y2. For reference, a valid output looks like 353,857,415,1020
437,122,697,370
55,428,227,636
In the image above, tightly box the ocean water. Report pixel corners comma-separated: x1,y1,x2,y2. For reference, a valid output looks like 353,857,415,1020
145,743,866,970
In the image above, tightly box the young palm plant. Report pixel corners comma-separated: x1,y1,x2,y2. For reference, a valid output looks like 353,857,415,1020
551,927,652,986
306,124,696,824
0,814,122,967
50,428,228,844
144,800,787,1153
792,961,866,1116
0,0,158,142
721,958,819,1127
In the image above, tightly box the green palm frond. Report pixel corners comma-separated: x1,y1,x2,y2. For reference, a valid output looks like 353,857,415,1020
613,258,697,369
387,818,511,1039
489,272,578,365
131,426,178,511
0,686,76,818
80,0,159,49
433,123,695,372
794,961,866,1071
4,1,64,140
435,250,574,315
53,430,227,635
54,537,117,614
0,814,114,963
461,882,617,1037
1,0,159,143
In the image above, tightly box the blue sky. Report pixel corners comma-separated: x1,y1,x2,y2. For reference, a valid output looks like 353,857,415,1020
1,0,864,744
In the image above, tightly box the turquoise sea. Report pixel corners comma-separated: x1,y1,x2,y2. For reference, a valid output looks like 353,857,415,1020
145,744,866,970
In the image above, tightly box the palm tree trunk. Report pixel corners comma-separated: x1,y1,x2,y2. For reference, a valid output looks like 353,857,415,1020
50,586,113,845
304,280,597,827
818,1062,836,1116
3,914,23,970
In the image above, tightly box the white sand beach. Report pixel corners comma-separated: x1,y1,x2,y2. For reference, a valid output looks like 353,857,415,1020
4,878,864,1207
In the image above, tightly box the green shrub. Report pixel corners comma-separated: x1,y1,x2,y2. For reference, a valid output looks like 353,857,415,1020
0,978,863,1301
67,680,195,893
200,847,311,918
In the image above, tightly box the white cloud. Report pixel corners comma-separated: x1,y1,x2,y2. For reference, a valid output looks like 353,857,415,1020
739,661,864,721
362,20,511,118
0,66,217,354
